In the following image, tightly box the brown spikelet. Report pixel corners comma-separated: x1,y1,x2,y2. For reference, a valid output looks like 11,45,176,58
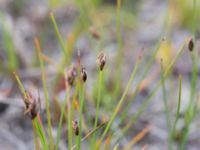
23,90,41,120
81,67,87,82
188,38,194,51
72,120,79,136
66,64,78,86
97,51,106,71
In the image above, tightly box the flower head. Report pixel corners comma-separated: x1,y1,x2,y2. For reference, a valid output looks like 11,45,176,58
23,90,41,120
97,51,106,71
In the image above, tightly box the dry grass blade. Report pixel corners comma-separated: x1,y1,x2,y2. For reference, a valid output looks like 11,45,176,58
123,125,153,150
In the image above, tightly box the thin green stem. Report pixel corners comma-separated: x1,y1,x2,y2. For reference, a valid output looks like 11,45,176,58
90,70,103,149
32,120,39,150
35,38,53,150
77,84,85,150
112,0,123,103
50,12,69,63
119,42,161,123
171,75,182,138
76,57,85,150
117,0,122,53
55,85,71,150
34,117,49,150
94,71,103,131
179,1,198,148
101,60,140,140
14,72,48,149
67,88,73,150
113,40,186,144
160,60,172,150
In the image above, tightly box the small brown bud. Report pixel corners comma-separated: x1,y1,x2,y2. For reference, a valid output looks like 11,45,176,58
188,38,194,51
72,120,79,136
97,51,106,71
66,64,78,86
89,26,101,40
23,90,41,120
81,67,87,82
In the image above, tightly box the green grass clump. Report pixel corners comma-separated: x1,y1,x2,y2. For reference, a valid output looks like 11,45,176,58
10,0,200,149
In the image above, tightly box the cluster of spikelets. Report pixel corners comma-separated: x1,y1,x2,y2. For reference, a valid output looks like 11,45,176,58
16,34,194,148
21,51,106,135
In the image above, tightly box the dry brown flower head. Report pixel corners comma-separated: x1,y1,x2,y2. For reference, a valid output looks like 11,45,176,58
72,120,79,136
97,51,106,71
23,90,41,120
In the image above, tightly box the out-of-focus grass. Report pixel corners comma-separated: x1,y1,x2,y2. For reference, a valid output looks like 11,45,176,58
35,38,54,150
5,0,200,149
170,0,200,29
160,59,172,150
0,13,18,71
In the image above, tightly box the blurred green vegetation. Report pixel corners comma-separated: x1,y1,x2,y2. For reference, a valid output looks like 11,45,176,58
1,0,200,149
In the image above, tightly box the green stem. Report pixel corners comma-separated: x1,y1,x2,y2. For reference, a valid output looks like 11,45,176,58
55,85,71,150
50,13,69,63
35,38,53,150
171,75,182,138
94,71,103,131
112,40,186,144
119,42,161,123
179,0,198,148
101,60,140,140
76,58,85,150
160,60,172,150
34,117,49,150
14,73,48,149
90,70,103,149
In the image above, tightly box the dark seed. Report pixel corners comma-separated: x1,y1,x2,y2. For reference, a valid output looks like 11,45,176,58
188,38,194,51
97,51,106,71
81,67,87,82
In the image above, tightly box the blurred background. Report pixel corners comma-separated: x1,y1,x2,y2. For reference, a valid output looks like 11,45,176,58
0,0,200,149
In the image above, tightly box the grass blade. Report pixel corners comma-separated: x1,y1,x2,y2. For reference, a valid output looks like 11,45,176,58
171,75,182,139
113,39,186,143
160,59,172,150
101,60,140,140
34,37,53,149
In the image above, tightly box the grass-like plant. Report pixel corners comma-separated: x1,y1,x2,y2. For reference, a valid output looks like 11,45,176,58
10,0,200,149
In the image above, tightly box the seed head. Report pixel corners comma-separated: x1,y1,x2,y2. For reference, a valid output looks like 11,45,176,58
97,51,106,71
66,64,78,86
89,26,101,40
72,120,79,136
23,90,41,120
81,67,87,82
188,38,194,51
